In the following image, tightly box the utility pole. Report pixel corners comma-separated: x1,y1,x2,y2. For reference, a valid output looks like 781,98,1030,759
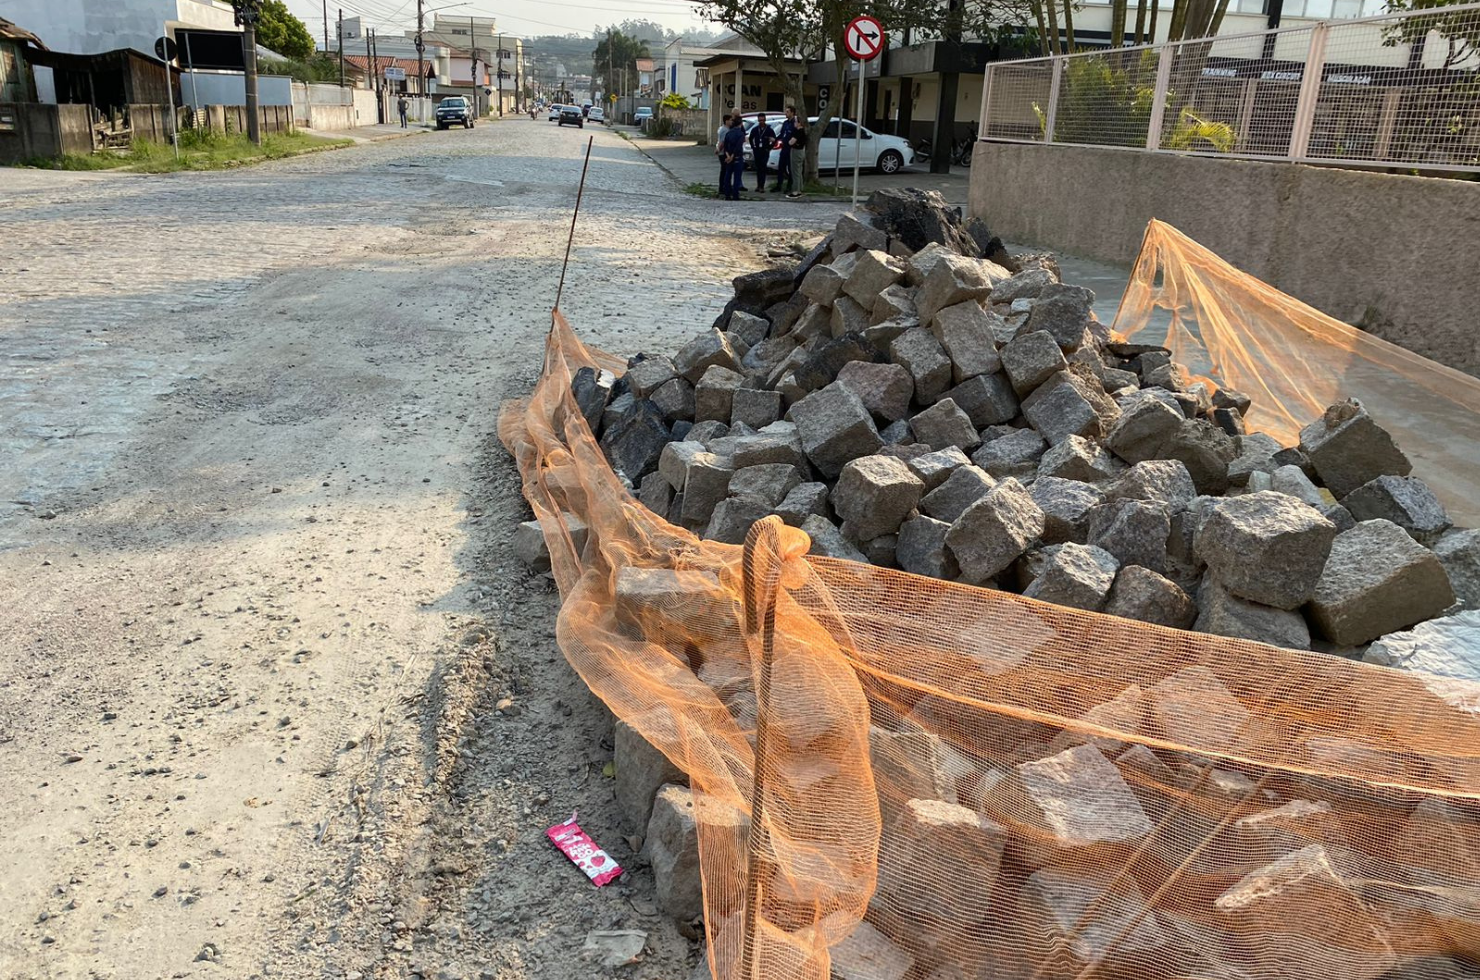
371,29,382,123
322,0,329,52
337,8,345,87
365,29,371,99
513,40,520,113
232,0,262,145
416,0,425,100
469,15,478,118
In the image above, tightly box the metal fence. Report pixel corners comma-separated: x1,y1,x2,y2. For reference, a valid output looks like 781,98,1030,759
980,1,1480,172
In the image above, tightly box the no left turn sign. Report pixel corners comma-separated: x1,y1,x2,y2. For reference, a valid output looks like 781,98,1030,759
844,15,885,61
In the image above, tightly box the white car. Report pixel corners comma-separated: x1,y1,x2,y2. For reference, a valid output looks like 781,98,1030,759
588,106,605,123
739,114,915,174
548,104,564,122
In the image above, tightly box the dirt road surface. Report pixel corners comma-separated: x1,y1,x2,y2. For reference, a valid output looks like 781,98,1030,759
0,119,823,980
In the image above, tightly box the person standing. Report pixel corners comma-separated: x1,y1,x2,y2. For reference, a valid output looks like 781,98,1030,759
748,112,775,193
721,115,747,201
785,112,809,199
398,95,409,129
715,113,733,197
774,106,797,194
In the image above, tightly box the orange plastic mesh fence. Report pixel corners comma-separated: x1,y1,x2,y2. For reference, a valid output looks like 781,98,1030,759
501,251,1480,980
1114,219,1480,527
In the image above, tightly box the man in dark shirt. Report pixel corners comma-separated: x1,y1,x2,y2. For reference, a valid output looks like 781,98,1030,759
774,106,797,194
785,112,809,200
748,113,775,193
721,115,747,200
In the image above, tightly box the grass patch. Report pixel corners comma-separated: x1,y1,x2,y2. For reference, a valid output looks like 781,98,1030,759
683,181,719,199
19,130,353,173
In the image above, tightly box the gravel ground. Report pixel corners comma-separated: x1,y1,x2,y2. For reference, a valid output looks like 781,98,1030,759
0,119,824,980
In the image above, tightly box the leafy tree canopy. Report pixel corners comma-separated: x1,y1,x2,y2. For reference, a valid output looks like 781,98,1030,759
256,0,315,61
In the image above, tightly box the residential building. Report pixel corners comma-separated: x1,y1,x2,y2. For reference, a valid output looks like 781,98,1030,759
1,0,237,59
0,17,42,103
404,15,524,112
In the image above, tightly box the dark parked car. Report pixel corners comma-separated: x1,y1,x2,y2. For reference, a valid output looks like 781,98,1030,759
435,96,474,130
558,105,584,129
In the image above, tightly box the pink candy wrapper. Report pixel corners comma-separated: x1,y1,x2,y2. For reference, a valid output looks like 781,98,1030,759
547,813,624,887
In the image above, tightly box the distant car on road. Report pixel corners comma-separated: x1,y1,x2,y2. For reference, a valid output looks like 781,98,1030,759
558,105,585,129
633,106,654,126
548,104,563,122
435,96,474,130
588,106,605,123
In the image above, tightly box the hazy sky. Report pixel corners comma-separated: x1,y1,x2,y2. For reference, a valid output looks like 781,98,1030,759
281,0,713,42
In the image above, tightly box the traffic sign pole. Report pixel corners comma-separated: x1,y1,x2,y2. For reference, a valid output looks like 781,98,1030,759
843,15,885,208
853,59,864,207
156,33,179,158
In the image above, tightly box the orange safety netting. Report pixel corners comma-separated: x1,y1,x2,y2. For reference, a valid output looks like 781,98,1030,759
1115,219,1480,526
500,230,1480,980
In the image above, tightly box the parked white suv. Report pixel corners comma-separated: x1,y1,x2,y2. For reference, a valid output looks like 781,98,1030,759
738,114,915,174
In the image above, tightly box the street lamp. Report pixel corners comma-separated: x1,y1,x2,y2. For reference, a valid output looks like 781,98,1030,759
230,0,263,144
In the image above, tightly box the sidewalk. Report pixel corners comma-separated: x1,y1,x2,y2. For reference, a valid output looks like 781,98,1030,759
300,122,429,144
615,124,971,206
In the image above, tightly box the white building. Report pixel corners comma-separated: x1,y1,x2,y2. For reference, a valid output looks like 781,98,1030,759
2,0,238,58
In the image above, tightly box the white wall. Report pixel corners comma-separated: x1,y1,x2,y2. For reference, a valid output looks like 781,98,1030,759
3,0,236,57
181,72,292,107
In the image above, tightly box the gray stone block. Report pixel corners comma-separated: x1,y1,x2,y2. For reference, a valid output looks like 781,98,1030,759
790,381,883,479
646,784,702,921
1021,370,1104,445
1342,474,1451,545
727,463,801,508
659,440,706,490
1016,869,1171,975
903,242,956,287
624,357,675,400
843,248,906,306
834,455,926,541
638,472,674,517
572,366,617,432
798,262,847,307
792,332,880,393
863,315,918,352
729,387,783,430
941,372,1019,427
1024,282,1095,351
1435,529,1480,611
679,452,735,528
673,329,742,383
946,477,1045,584
916,252,996,326
703,496,771,544
1104,565,1197,629
1269,463,1325,509
1105,459,1198,513
897,514,960,579
1196,491,1336,609
1001,329,1068,396
831,922,913,980
600,401,670,483
1105,392,1184,464
990,267,1057,304
991,745,1155,846
615,720,687,833
862,533,899,568
1161,418,1238,494
833,211,888,254
727,310,770,348
730,431,808,473
740,336,797,380
1309,519,1456,646
650,377,696,424
879,419,913,444
1088,499,1172,574
1030,476,1105,545
830,295,872,338
890,328,954,404
1195,578,1312,650
788,304,831,346
1039,434,1126,483
836,359,914,422
802,515,868,563
930,300,1002,382
870,283,916,325
909,398,981,452
513,514,590,573
1298,399,1412,498
774,481,830,526
1023,543,1120,612
920,464,997,524
601,391,636,435
971,427,1048,480
907,446,971,491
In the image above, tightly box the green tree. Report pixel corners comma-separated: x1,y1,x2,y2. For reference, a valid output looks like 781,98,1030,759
256,0,315,61
1384,0,1480,69
592,28,651,97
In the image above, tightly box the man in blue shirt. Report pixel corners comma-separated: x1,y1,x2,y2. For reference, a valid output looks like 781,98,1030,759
721,115,747,200
774,106,797,194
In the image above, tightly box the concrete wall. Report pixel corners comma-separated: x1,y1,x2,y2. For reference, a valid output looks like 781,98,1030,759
969,141,1480,371
0,102,92,162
